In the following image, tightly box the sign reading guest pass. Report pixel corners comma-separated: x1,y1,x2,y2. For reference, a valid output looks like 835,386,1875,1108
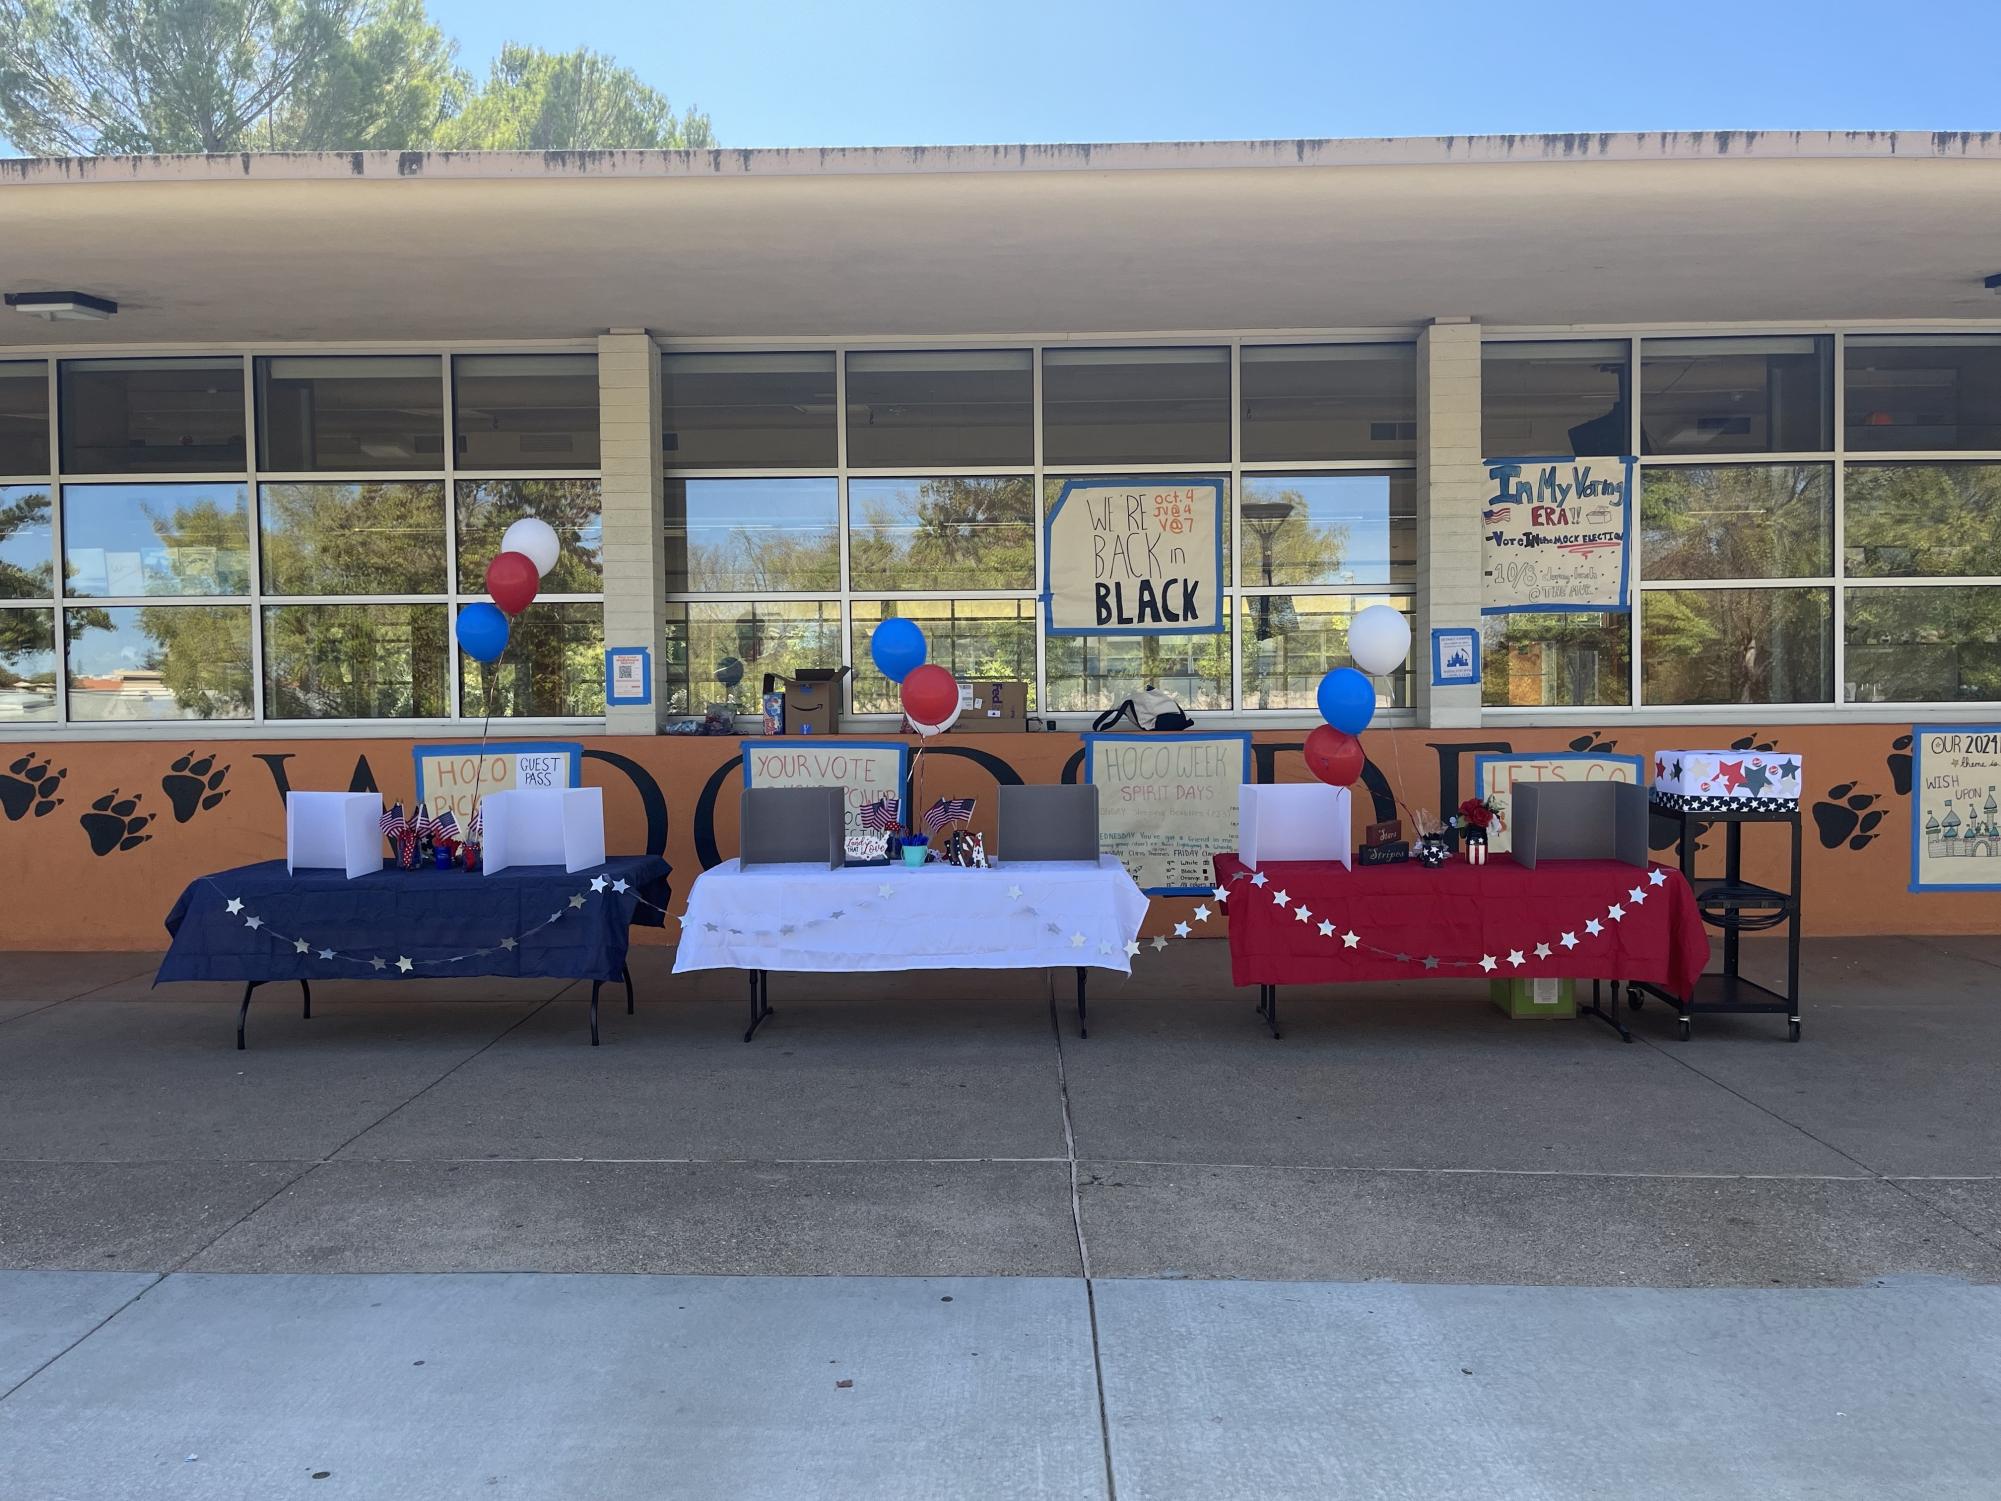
1044,478,1225,635
412,741,583,825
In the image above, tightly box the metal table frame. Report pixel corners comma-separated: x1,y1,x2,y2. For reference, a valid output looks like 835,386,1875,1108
236,964,637,1049
739,965,1092,1042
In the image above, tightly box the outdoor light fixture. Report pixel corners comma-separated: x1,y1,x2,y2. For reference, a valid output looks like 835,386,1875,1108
5,290,117,321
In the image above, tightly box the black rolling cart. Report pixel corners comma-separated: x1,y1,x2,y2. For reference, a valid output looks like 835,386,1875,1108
1629,801,1802,1041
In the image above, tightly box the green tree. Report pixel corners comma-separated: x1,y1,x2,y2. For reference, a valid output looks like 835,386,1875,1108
434,42,713,151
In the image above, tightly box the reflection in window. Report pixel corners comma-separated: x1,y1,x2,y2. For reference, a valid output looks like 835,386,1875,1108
1238,473,1414,588
1641,465,1832,581
1845,337,2001,452
263,603,449,719
257,356,443,472
1240,344,1416,462
1044,622,1231,713
1482,341,1629,457
845,351,1032,468
0,362,49,476
850,599,1036,713
66,604,252,720
848,476,1034,591
666,477,838,593
1846,587,2001,704
1845,463,2001,578
1042,347,1230,465
453,354,599,470
1482,614,1631,707
662,352,837,469
61,483,251,598
1240,595,1410,710
456,479,603,594
461,602,605,717
0,608,57,721
663,600,842,715
259,483,447,596
0,486,53,597
59,359,245,475
1640,337,1830,455
1641,588,1832,704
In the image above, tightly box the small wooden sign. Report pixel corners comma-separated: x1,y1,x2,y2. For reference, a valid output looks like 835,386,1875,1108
1364,819,1403,847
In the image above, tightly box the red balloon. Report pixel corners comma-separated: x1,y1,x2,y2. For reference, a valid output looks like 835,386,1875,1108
1303,724,1366,787
899,663,960,729
485,551,540,616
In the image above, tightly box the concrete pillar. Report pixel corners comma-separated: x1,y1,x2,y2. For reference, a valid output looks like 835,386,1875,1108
597,330,665,734
1414,317,1484,728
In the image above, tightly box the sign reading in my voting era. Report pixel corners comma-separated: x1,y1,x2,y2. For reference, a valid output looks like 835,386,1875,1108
1473,750,1644,855
1911,725,2001,891
1482,456,1634,614
1085,731,1251,894
743,739,909,838
413,741,582,825
1045,478,1224,635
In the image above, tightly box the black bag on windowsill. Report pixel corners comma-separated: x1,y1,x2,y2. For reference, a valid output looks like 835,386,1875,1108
1091,686,1193,733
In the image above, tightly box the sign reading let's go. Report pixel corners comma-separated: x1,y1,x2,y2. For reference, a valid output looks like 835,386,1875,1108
1044,478,1225,636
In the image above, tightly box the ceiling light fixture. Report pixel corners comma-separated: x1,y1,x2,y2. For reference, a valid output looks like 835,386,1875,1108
5,290,118,321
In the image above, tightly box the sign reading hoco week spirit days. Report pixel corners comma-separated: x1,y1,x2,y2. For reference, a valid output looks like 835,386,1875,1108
412,742,582,825
1911,725,2001,891
1085,732,1251,894
1482,456,1634,614
743,739,909,838
1044,478,1225,635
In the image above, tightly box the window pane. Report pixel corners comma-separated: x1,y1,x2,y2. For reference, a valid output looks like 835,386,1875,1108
1846,336,2001,452
62,483,251,598
263,603,449,719
0,486,53,597
666,477,838,593
664,600,841,717
1845,462,2001,578
1482,341,1629,457
1640,336,1831,455
1482,614,1631,707
1042,347,1229,465
456,479,603,594
0,362,49,476
1239,473,1414,588
0,608,57,721
256,356,443,472
1044,622,1232,713
1845,586,2001,703
662,352,836,469
259,483,446,596
1241,344,1416,461
1641,588,1832,704
1641,464,1832,580
453,354,599,470
66,604,252,720
1241,594,1411,710
848,476,1034,591
59,359,245,475
850,599,1037,713
845,350,1032,468
461,602,605,717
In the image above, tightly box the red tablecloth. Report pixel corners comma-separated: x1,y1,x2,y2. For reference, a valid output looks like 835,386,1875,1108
1212,853,1709,998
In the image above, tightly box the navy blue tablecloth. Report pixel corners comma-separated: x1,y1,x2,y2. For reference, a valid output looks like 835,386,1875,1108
158,856,670,985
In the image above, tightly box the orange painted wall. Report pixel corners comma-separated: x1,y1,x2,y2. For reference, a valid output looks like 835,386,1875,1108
0,720,1987,952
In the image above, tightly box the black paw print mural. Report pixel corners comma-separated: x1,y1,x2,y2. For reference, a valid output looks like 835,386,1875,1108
1729,733,1780,753
1566,731,1619,753
1812,781,1887,852
1887,733,1914,797
0,754,66,821
80,789,154,856
162,751,230,823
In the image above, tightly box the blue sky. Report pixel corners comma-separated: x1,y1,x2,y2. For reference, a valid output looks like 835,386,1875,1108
428,0,2001,147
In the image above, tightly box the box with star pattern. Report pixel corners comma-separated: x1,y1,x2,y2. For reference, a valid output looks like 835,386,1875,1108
1649,749,1803,813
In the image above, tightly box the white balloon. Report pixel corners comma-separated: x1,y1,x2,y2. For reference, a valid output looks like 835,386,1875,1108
1348,604,1412,676
501,517,562,578
910,699,964,737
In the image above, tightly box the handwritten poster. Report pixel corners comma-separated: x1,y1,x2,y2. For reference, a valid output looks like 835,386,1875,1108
742,739,909,837
1911,725,2001,891
1045,478,1224,636
412,742,583,825
1482,456,1633,614
1473,750,1644,855
1085,731,1251,893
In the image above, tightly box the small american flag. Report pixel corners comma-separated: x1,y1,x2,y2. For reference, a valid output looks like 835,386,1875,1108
412,801,434,842
380,801,407,839
466,804,483,842
431,809,460,845
860,796,900,833
922,797,976,836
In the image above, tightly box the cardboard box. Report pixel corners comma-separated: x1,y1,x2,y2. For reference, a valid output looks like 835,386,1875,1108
1651,748,1803,812
1489,977,1577,1019
765,666,851,736
954,679,1029,734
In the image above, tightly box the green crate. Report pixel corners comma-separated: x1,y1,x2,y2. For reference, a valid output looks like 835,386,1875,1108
1489,977,1577,1019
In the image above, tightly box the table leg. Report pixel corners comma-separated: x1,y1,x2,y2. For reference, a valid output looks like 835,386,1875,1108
743,969,773,1042
589,980,602,1047
300,979,311,1021
1581,979,1633,1043
237,981,258,1051
624,963,635,1016
1258,984,1281,1040
1075,966,1088,1040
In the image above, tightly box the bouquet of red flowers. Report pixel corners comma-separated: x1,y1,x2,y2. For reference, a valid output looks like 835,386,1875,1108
1454,796,1501,832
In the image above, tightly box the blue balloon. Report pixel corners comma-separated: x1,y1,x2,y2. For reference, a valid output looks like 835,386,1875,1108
1316,666,1375,735
457,601,511,663
869,617,927,683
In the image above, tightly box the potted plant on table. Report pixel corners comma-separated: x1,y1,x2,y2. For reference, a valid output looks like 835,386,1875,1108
1452,797,1502,865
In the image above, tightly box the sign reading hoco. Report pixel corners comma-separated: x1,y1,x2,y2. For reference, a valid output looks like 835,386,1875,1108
1084,731,1251,894
1482,456,1634,614
1044,478,1224,635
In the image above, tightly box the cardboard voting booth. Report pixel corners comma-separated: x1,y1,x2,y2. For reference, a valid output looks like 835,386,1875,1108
1238,784,1352,870
481,787,606,875
285,791,382,880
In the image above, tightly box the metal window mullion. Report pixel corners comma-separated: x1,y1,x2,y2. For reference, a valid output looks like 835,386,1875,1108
1229,338,1243,713
1629,335,1645,709
45,357,67,724
242,354,267,722
442,355,464,718
1032,343,1047,717
1832,331,1848,705
835,347,854,716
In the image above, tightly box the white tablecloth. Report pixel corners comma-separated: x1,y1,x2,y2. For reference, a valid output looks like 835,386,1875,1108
672,857,1151,975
